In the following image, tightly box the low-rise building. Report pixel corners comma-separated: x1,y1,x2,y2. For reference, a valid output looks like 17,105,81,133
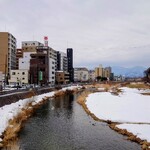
55,71,69,84
74,68,89,82
88,70,95,81
8,69,29,85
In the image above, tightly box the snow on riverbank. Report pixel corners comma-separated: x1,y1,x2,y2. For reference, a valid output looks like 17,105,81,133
0,85,81,142
117,124,150,142
86,87,150,142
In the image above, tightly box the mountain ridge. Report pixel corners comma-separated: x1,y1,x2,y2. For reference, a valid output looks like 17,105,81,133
112,66,147,77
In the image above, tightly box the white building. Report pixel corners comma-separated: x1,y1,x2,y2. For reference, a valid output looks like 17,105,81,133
48,48,57,85
74,68,89,82
57,51,68,71
19,52,35,70
9,70,29,85
88,70,95,81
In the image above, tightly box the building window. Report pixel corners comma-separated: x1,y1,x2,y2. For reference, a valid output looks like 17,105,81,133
22,72,25,75
12,72,15,75
52,72,54,74
22,78,25,80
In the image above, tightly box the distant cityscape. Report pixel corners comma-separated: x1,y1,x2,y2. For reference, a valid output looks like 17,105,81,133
0,32,148,89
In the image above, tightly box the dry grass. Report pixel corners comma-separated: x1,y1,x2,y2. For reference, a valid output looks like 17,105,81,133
2,97,49,148
126,82,150,89
77,91,104,122
109,124,150,150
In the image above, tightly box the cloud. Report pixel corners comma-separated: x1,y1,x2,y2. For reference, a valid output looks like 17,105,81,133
0,0,150,68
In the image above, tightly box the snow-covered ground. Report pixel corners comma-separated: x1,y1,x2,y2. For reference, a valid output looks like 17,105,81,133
0,85,81,142
86,87,150,142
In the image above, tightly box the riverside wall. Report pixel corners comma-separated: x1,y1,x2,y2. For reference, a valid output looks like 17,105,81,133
0,88,55,107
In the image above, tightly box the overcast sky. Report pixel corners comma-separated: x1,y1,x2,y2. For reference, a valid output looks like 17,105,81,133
0,0,150,68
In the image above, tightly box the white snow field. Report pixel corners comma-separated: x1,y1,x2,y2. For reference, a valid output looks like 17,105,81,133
86,87,150,142
0,85,81,142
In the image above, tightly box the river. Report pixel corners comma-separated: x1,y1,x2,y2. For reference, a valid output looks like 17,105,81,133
10,93,141,150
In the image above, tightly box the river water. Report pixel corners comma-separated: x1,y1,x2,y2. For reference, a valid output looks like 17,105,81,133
16,93,141,150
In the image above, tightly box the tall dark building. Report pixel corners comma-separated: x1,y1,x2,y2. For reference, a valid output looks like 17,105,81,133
67,48,74,82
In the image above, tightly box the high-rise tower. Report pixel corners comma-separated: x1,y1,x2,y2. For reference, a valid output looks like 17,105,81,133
67,48,74,82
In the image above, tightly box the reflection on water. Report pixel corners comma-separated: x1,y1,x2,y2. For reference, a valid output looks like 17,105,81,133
4,93,141,150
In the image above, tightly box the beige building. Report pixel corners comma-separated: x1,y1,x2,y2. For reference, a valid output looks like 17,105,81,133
74,68,89,82
95,65,112,80
9,69,29,85
103,67,111,79
95,64,103,77
0,32,16,75
55,71,69,84
22,41,44,52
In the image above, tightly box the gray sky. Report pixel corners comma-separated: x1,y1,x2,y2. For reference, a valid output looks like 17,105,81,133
0,0,150,68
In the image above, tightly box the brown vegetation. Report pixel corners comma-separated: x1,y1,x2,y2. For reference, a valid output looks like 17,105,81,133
110,124,150,150
126,82,150,89
77,83,150,150
1,87,83,148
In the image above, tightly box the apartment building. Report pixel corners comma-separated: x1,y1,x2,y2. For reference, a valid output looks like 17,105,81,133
95,64,103,78
9,69,29,85
22,41,44,52
0,32,16,76
74,68,89,82
30,49,49,85
88,70,96,81
19,52,36,70
103,67,111,79
36,46,57,85
95,65,112,80
57,51,68,71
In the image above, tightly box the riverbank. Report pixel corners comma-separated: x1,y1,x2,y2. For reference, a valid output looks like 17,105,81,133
0,85,82,148
77,82,150,150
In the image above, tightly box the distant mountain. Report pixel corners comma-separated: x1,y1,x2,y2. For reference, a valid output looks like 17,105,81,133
112,66,146,78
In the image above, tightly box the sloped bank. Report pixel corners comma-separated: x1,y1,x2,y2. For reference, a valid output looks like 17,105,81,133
0,88,55,107
77,88,150,150
0,86,82,148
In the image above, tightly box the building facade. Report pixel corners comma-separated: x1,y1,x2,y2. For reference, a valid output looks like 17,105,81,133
57,51,68,71
8,69,29,85
30,48,49,85
74,68,89,82
88,70,95,81
55,71,69,84
95,64,103,78
22,41,44,52
36,46,57,85
0,32,16,77
19,52,35,70
67,48,74,82
16,49,23,69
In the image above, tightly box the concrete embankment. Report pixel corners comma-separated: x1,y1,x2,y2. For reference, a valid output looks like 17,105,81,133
0,86,83,148
0,88,54,108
